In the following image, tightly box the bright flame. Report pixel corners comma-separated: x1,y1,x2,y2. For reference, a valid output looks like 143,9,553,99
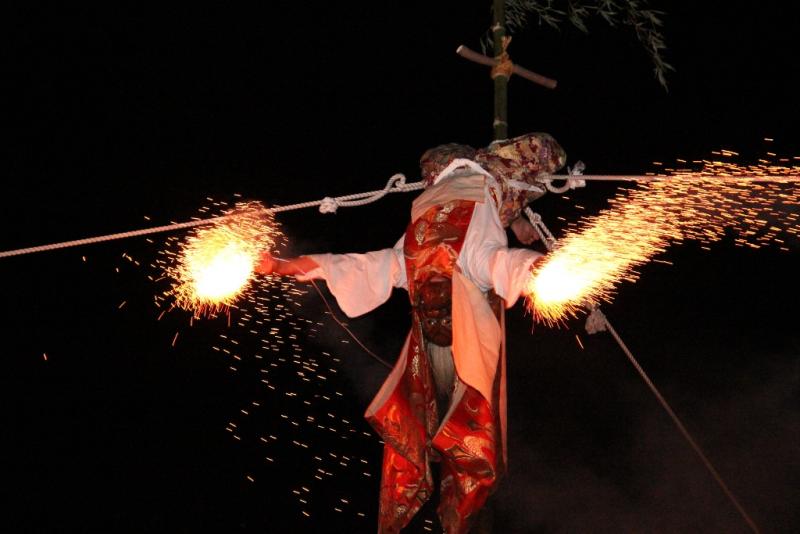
526,149,800,325
168,201,278,316
527,187,678,325
187,239,256,301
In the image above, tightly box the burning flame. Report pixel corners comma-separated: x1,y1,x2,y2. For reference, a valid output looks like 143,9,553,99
168,201,278,316
185,237,257,301
527,186,679,325
526,149,799,325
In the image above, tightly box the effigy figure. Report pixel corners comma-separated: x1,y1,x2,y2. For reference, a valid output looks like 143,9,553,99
258,133,566,533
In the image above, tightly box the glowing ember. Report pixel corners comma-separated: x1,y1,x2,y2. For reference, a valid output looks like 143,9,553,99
527,186,679,325
167,201,278,316
186,239,254,299
527,149,800,325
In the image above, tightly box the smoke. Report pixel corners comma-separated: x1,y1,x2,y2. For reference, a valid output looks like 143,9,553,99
493,350,800,533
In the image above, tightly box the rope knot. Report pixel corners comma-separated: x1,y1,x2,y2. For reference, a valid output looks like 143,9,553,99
524,208,557,251
544,160,588,193
568,160,586,177
491,36,514,80
388,173,407,189
567,160,587,189
319,197,339,214
585,306,607,335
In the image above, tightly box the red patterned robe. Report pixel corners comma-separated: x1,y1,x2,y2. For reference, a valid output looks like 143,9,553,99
302,169,542,533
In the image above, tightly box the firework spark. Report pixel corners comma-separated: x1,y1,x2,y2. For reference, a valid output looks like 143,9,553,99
166,201,279,317
132,197,382,524
527,151,800,325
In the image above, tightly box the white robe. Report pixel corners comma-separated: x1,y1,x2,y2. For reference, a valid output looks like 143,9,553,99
299,172,541,409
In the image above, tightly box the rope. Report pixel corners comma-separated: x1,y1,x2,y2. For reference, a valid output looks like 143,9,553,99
490,36,514,80
0,216,236,259
5,169,796,259
600,310,761,534
541,173,800,183
523,208,761,534
523,207,557,251
0,174,425,259
544,161,587,193
276,173,422,214
0,157,770,528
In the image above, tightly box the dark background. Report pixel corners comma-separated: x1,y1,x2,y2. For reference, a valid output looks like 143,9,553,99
4,3,799,533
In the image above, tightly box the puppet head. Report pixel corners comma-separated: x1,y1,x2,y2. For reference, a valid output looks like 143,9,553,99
415,275,453,346
476,132,567,227
419,143,477,186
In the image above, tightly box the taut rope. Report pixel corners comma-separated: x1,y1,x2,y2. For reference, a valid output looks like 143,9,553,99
0,163,766,530
0,174,424,259
3,171,797,259
523,206,761,534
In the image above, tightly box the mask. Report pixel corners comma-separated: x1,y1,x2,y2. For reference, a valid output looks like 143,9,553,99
416,276,453,346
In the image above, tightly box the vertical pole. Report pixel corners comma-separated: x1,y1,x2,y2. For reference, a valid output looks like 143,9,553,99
476,6,507,534
492,0,508,141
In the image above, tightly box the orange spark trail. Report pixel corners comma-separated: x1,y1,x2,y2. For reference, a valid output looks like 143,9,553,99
527,153,800,325
164,201,280,317
136,197,379,522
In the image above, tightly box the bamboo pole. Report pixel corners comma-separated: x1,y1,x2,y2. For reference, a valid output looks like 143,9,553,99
492,0,508,141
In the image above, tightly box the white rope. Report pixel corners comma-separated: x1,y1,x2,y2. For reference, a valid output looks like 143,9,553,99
544,160,586,193
0,156,767,530
7,166,796,260
540,172,800,183
523,207,761,534
0,215,237,259
0,174,425,259
279,173,423,215
523,207,557,251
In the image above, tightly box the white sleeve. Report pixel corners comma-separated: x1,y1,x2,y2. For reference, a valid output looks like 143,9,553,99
459,194,541,307
486,247,541,308
300,237,407,318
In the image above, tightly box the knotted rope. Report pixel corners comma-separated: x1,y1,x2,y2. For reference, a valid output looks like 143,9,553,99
0,174,424,259
544,160,587,193
523,207,558,251
490,36,514,80
4,168,794,259
315,173,419,214
0,159,766,531
523,203,761,534
599,307,761,534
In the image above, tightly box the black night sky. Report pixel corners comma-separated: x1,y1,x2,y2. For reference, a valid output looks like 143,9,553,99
4,3,799,533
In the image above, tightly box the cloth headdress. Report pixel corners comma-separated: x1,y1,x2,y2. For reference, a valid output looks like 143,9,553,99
419,143,478,186
475,133,566,227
